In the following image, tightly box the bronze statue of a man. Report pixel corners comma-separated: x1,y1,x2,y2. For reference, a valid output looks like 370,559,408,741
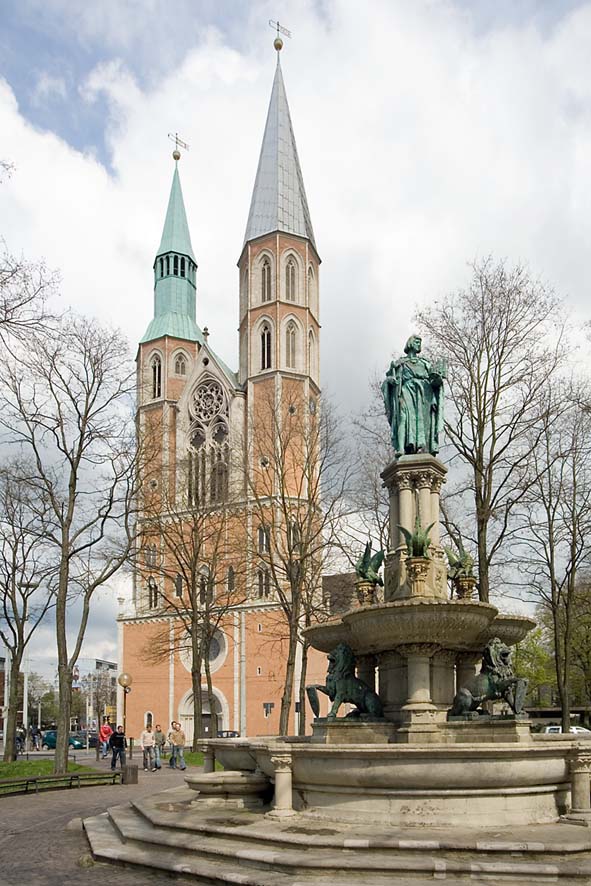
382,335,445,458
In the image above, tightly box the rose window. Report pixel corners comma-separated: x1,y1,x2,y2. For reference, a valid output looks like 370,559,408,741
193,381,224,422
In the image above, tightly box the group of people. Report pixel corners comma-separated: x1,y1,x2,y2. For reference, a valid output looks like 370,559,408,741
139,722,187,771
98,716,187,772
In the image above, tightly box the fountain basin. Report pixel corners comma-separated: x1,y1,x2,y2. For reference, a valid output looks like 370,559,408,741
304,599,499,656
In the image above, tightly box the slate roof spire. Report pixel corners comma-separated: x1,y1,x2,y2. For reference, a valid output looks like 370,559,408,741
243,54,316,249
141,156,203,345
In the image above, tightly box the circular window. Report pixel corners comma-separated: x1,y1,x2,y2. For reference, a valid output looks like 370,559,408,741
193,381,224,422
179,628,226,675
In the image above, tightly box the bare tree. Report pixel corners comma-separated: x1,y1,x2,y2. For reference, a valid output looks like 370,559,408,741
0,460,55,761
515,385,591,730
139,458,247,750
0,316,138,773
0,243,58,352
245,385,352,735
416,258,566,602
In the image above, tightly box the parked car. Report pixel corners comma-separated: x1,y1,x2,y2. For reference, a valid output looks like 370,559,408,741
74,730,99,748
217,730,240,738
41,730,85,750
543,725,591,735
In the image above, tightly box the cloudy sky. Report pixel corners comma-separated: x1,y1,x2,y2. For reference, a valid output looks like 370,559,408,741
2,0,591,678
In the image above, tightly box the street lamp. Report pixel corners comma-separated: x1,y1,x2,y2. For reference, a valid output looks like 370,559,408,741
117,672,133,733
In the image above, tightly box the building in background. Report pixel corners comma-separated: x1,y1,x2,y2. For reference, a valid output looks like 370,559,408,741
119,43,327,741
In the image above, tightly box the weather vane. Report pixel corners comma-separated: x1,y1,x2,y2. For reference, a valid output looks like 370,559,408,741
168,132,190,161
269,19,291,52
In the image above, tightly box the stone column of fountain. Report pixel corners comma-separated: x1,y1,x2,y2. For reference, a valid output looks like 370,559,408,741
381,454,447,602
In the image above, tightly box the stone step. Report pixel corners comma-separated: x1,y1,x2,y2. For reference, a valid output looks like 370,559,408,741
94,801,591,883
84,812,439,886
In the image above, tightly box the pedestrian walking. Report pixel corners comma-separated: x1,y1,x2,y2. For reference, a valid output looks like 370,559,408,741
99,717,113,759
34,726,42,751
169,721,187,771
109,725,127,770
140,723,156,771
153,723,166,770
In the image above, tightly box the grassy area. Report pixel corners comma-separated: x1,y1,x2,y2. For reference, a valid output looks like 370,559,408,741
0,759,89,778
161,751,222,770
0,759,106,795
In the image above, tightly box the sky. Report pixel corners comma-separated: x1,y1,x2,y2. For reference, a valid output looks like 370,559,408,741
1,0,591,678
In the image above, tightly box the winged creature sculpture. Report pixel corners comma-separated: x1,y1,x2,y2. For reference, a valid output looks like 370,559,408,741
355,540,385,586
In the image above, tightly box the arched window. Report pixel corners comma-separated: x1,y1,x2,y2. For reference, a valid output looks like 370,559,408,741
199,567,211,606
151,355,162,399
144,544,158,567
285,258,296,301
261,258,271,302
286,321,297,369
166,256,170,275
159,258,163,277
258,525,270,554
174,574,183,598
261,324,272,370
210,453,229,502
308,331,316,377
287,519,301,552
257,568,270,598
148,576,158,609
145,711,153,728
180,257,185,277
174,353,186,376
227,566,235,593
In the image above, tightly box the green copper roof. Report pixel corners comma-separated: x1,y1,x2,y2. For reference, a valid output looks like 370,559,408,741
156,163,196,262
142,162,201,345
140,313,204,345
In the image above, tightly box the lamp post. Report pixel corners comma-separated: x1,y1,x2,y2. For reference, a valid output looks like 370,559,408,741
117,672,133,733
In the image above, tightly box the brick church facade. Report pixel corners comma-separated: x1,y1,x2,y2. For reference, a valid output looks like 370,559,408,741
117,48,329,741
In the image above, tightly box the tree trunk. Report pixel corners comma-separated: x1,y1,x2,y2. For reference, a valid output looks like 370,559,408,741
279,620,299,736
204,659,218,739
3,653,22,762
298,640,309,736
476,517,489,603
54,662,72,775
191,656,203,752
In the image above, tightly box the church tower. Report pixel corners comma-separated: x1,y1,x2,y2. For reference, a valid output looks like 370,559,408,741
237,40,320,418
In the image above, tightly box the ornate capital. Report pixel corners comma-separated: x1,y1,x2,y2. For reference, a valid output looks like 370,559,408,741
414,470,432,489
397,476,413,491
570,746,591,772
431,477,443,494
398,643,440,659
269,753,292,772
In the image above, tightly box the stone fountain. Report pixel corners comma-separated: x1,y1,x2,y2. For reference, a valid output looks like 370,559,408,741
84,335,591,882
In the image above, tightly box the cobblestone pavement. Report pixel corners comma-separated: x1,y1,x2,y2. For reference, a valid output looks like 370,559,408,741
0,755,198,886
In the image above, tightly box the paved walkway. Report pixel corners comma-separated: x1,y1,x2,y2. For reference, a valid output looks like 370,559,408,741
0,756,198,886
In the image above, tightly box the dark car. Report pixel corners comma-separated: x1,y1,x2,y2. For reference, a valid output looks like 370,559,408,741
217,730,240,738
41,730,85,750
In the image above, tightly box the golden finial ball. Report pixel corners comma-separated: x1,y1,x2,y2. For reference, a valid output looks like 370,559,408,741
172,149,181,161
274,36,283,51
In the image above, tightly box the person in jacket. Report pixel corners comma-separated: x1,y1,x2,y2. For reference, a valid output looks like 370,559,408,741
99,717,113,759
109,725,127,770
168,721,186,770
153,724,166,770
140,723,156,771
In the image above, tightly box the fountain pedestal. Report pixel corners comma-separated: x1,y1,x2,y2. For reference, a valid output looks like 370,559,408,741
381,454,448,601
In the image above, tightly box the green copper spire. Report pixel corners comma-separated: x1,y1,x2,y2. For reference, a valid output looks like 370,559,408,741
141,159,203,345
157,163,196,262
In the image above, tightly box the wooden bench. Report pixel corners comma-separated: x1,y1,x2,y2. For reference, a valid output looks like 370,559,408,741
0,770,121,795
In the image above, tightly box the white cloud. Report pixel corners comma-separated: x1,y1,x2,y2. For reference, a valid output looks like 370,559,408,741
31,71,67,105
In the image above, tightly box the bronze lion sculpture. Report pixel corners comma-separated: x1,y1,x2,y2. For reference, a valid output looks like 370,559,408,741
448,637,528,719
306,642,384,720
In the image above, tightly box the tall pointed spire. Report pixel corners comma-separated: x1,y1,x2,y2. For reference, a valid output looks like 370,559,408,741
157,163,195,262
141,157,203,345
243,54,316,250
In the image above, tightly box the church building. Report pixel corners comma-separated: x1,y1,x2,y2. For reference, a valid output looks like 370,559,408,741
118,41,328,741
